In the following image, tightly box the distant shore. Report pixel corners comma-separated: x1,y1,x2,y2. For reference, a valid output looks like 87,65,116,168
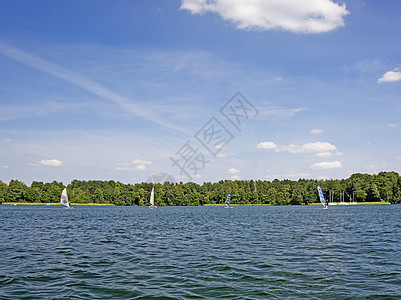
2,202,392,206
2,202,114,206
309,201,390,206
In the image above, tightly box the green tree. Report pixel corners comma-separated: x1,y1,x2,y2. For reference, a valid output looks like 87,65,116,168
0,180,7,204
6,180,27,202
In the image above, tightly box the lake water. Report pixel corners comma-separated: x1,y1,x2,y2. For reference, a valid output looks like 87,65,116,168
1,204,400,299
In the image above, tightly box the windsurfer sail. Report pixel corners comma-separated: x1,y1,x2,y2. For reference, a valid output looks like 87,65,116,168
317,186,328,209
149,187,157,208
225,194,232,208
60,188,70,209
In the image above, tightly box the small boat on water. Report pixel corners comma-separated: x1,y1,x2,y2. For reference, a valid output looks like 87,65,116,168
60,188,71,209
337,191,357,205
317,186,328,209
149,187,157,209
224,193,232,208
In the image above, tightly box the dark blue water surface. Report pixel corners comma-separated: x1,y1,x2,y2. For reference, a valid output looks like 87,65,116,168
1,205,400,299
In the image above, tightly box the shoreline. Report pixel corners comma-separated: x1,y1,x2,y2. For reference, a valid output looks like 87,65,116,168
2,202,392,206
1,202,115,206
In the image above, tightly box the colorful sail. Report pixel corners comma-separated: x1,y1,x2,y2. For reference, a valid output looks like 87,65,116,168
317,186,327,208
60,188,70,209
225,194,231,208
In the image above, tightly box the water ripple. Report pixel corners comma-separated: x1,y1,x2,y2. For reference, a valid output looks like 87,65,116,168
1,205,401,299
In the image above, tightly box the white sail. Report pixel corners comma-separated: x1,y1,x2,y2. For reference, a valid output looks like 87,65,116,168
60,188,70,208
150,187,154,206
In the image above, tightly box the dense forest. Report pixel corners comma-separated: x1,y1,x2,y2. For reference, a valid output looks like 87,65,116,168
1,171,400,206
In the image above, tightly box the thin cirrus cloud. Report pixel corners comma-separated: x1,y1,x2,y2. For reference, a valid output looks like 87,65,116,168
0,42,184,133
180,0,349,34
377,68,401,83
0,101,90,122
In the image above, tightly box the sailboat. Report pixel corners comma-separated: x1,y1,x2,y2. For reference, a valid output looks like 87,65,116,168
224,193,232,208
317,186,328,209
60,188,70,209
149,187,157,209
338,191,357,205
328,191,337,205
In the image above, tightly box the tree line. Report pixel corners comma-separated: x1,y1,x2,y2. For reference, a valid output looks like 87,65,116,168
1,171,400,206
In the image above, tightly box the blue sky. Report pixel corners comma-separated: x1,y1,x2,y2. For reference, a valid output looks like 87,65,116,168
1,0,401,185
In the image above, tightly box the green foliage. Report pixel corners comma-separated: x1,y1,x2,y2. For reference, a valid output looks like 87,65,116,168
1,171,400,205
0,180,7,204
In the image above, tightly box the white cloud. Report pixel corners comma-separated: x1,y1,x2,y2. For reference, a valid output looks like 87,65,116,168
378,68,401,83
116,160,151,171
216,152,233,158
259,106,306,119
228,168,241,174
310,128,324,134
231,175,240,180
135,165,147,171
180,0,349,34
1,165,9,169
30,159,63,167
282,142,336,153
115,166,131,171
257,141,339,157
316,152,332,157
132,159,152,165
256,141,278,150
310,161,342,169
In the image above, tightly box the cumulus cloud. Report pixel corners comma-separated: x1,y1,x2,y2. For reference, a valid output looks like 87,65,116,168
135,165,147,171
115,163,132,171
30,159,63,167
257,141,339,157
310,128,324,134
285,142,336,153
378,68,401,83
115,159,152,171
132,159,152,165
228,168,241,174
256,141,278,150
316,152,332,157
310,161,342,169
180,0,349,34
